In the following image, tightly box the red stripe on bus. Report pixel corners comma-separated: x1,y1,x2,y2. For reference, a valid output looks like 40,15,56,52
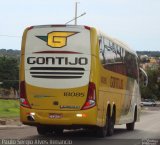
33,51,82,54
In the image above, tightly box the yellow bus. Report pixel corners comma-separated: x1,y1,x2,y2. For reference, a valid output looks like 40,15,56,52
20,25,143,137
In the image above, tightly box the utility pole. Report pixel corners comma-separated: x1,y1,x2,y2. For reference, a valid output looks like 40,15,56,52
65,2,86,25
75,2,79,25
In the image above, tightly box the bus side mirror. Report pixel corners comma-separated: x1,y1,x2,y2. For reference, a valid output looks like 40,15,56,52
139,68,148,87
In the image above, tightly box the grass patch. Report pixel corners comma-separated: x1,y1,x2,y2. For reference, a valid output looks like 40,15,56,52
0,99,20,118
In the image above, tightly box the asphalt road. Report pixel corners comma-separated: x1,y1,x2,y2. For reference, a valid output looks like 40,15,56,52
0,107,160,145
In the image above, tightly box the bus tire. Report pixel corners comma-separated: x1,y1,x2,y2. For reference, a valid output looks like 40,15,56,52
37,126,52,135
107,112,115,136
126,109,136,131
126,121,135,131
96,115,108,137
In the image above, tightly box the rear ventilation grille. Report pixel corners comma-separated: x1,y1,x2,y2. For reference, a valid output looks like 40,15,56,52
30,67,85,79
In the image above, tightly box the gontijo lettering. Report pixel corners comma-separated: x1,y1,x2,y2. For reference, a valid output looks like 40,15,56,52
110,76,123,89
27,57,88,65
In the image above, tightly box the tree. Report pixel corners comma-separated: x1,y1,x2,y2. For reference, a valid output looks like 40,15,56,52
140,67,160,100
0,56,19,96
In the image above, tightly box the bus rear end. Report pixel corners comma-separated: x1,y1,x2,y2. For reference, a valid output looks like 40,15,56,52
20,25,97,133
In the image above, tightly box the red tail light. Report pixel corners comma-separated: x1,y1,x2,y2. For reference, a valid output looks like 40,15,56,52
27,26,33,30
81,82,96,110
20,81,31,108
84,26,91,30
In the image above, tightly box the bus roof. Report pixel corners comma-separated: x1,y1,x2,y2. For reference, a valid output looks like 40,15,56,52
26,24,90,31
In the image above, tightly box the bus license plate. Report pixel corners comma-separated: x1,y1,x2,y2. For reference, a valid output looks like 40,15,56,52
49,113,63,119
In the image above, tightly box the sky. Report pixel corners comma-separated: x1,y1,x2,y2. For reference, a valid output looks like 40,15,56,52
0,0,160,51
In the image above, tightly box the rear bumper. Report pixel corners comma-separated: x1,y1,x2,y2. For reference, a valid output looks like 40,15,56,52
20,106,98,127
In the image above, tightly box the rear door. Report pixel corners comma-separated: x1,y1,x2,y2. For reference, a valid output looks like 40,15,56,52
24,25,91,110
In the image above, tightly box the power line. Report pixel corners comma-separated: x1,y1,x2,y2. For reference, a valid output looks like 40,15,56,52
65,12,86,24
0,80,19,83
0,35,21,38
65,2,86,25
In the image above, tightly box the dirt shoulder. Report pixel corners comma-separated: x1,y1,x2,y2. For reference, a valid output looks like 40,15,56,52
0,117,22,126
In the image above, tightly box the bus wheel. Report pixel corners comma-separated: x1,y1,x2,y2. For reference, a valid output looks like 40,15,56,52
96,116,108,137
107,113,114,136
37,126,52,135
126,109,136,131
126,121,135,131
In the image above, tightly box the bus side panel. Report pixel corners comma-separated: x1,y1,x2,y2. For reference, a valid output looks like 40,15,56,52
98,64,128,126
97,34,141,126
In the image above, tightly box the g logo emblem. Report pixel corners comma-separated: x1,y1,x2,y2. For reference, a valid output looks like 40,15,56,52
36,31,78,48
48,32,76,48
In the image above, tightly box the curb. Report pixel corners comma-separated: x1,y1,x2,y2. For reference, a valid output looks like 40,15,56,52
0,125,28,130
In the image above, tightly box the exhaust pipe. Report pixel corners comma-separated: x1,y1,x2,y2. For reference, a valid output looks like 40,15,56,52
27,115,35,121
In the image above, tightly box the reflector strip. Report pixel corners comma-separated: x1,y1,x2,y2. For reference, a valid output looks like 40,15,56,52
30,67,85,71
30,72,84,75
32,75,82,79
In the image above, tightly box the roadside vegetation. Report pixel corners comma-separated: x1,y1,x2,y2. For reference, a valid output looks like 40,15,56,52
0,56,19,96
140,68,160,100
0,99,20,118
